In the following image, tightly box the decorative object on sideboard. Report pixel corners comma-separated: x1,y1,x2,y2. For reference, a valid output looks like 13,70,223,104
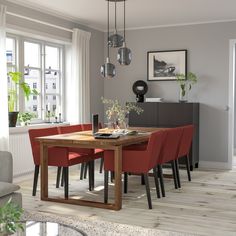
101,0,131,78
102,97,143,129
147,50,187,81
117,0,132,65
145,98,163,102
132,80,148,102
8,72,39,127
176,72,197,103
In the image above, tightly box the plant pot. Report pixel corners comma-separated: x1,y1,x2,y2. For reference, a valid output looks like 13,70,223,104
8,112,19,127
179,88,188,103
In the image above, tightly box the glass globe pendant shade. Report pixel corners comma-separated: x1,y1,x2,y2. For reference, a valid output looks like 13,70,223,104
100,57,116,78
108,31,124,48
117,42,132,65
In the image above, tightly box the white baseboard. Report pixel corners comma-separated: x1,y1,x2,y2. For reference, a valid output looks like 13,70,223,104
199,161,231,170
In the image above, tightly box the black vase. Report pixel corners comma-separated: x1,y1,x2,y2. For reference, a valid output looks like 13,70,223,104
9,112,19,127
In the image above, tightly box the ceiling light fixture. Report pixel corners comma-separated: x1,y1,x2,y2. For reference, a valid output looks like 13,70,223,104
100,0,116,78
117,0,132,65
108,0,124,48
101,0,131,78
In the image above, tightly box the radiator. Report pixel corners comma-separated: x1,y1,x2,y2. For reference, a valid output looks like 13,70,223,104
9,132,34,177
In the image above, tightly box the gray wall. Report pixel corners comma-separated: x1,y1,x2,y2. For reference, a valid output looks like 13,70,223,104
1,0,104,121
104,22,236,164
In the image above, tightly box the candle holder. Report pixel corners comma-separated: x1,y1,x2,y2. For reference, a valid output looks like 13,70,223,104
55,116,58,123
59,113,62,123
47,111,51,123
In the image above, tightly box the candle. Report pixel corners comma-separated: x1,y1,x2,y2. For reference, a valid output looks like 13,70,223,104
47,103,50,112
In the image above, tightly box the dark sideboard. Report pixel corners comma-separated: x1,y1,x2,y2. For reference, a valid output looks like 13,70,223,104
129,102,199,170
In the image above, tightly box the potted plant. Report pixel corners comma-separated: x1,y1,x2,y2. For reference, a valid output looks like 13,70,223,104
102,97,143,129
0,198,24,235
8,72,38,127
176,72,197,102
18,112,36,126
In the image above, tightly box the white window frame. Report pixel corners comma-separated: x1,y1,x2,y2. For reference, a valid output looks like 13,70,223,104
7,33,65,123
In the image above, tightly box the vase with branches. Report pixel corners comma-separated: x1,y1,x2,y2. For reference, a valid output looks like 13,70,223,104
102,97,143,129
176,72,197,102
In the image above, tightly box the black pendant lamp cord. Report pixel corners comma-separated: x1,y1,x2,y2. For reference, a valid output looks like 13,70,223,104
115,0,117,31
124,0,126,42
107,0,110,58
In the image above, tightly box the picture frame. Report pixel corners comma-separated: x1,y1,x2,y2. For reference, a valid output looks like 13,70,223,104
147,49,187,81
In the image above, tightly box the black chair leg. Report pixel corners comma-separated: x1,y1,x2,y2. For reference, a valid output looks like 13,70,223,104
143,174,152,209
141,174,145,185
171,160,178,189
124,172,128,193
80,163,84,180
84,162,88,179
104,170,109,203
157,165,165,197
64,167,69,199
110,171,114,183
153,167,161,198
88,160,95,191
32,165,39,196
99,158,104,173
186,155,192,181
56,167,62,188
175,159,181,188
61,167,64,187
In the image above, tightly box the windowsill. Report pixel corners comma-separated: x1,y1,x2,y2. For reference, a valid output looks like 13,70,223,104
9,122,70,134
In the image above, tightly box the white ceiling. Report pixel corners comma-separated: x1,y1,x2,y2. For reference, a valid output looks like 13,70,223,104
9,0,236,31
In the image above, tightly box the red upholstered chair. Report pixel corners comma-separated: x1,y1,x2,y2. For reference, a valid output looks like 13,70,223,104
81,123,104,175
175,125,194,185
104,130,166,209
157,127,183,197
28,127,91,198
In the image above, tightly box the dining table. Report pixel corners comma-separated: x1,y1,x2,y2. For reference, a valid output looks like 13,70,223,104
36,127,164,211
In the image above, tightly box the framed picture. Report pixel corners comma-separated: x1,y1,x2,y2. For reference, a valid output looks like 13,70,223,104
147,49,187,81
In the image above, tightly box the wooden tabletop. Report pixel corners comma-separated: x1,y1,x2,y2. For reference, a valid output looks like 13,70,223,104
36,127,165,148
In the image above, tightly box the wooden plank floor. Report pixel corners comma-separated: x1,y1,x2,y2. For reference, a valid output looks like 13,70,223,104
16,162,236,236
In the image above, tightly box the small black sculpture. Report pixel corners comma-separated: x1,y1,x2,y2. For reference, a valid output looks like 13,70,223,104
132,80,148,102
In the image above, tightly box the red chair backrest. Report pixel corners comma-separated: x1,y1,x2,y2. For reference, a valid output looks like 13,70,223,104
28,127,59,165
81,123,102,131
58,124,82,134
146,130,167,170
159,127,183,164
178,125,194,158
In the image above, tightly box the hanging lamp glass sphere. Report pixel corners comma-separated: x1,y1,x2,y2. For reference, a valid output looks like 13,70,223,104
117,42,131,65
108,31,124,48
100,57,116,78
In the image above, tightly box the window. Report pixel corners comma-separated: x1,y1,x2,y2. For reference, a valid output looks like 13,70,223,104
6,35,64,121
33,82,37,89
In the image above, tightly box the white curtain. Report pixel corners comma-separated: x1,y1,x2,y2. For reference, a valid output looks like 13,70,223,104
0,5,9,151
66,28,91,124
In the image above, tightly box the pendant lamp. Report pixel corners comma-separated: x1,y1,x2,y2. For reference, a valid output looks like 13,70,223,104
100,0,116,78
108,0,124,48
117,0,132,65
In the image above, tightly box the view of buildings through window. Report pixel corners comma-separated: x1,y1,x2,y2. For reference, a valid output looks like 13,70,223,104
6,36,64,122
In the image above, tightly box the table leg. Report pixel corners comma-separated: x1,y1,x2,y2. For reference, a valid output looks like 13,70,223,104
40,143,48,199
114,146,122,210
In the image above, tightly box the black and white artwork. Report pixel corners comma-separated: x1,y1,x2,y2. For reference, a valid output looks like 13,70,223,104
147,50,187,81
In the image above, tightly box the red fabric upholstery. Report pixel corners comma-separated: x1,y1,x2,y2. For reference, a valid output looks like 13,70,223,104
81,123,103,131
178,125,194,158
58,124,82,134
58,124,104,159
104,130,166,173
28,127,91,167
158,127,183,164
